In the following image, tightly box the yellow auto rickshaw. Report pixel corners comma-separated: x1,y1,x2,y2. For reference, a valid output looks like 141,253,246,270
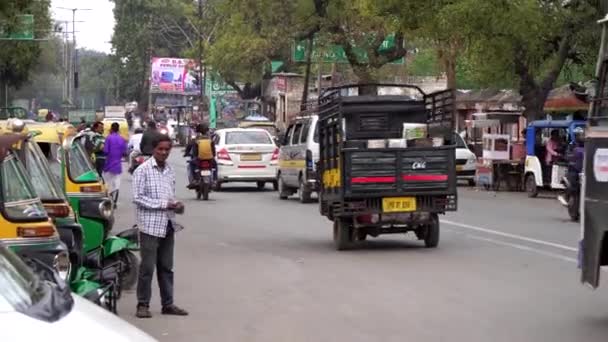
29,121,139,293
102,117,129,141
0,130,70,278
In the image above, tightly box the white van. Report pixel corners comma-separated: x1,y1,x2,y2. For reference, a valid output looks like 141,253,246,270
277,114,320,203
454,132,477,185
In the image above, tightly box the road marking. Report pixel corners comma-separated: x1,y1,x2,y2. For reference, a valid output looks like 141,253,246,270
467,235,577,263
441,219,577,252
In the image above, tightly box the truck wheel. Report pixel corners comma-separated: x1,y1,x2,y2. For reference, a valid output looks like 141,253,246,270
278,175,290,200
257,181,266,190
525,174,538,198
299,178,313,203
333,219,353,251
424,214,440,248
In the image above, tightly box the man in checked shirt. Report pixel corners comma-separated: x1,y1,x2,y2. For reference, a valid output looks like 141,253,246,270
132,134,188,318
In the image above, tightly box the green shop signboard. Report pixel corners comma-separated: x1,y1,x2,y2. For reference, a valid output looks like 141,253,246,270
292,33,404,64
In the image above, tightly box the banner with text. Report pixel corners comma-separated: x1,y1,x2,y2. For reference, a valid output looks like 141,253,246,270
150,57,201,95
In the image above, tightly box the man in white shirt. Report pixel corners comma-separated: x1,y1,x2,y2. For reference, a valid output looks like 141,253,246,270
128,128,144,172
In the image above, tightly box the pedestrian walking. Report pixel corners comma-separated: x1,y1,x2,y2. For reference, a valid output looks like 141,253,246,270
132,134,188,319
103,122,127,208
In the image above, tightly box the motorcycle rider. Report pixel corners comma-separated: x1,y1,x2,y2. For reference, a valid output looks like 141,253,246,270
558,127,585,206
140,120,161,156
128,127,144,173
184,123,215,189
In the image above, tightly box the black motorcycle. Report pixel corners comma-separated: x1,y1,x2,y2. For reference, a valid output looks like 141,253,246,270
193,159,214,200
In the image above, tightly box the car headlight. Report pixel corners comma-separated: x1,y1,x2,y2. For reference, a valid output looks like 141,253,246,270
467,156,476,164
53,251,71,281
98,200,113,219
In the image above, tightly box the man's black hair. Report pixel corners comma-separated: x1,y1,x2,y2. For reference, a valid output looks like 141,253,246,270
92,121,103,130
111,122,120,132
152,133,172,148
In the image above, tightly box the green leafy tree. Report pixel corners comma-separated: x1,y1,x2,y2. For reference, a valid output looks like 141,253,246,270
110,0,194,108
204,0,299,98
450,0,602,119
0,0,52,105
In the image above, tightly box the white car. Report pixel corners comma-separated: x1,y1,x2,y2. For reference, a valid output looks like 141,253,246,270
454,133,477,186
0,245,156,342
214,128,279,190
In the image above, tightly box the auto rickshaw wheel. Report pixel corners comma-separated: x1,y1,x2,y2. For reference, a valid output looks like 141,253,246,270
333,219,354,251
424,214,440,248
525,174,539,198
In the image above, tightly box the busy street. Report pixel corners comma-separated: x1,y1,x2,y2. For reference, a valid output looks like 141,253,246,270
4,0,608,341
109,151,607,342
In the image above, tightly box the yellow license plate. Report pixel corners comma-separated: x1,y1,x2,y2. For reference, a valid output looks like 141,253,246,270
456,165,463,171
241,154,262,161
382,197,417,213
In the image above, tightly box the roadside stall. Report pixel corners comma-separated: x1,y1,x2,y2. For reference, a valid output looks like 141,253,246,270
466,112,525,191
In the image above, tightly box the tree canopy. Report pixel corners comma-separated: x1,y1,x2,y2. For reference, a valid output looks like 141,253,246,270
107,0,606,117
0,0,52,101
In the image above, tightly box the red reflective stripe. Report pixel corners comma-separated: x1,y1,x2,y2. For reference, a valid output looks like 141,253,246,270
238,165,267,169
402,174,448,181
351,176,396,184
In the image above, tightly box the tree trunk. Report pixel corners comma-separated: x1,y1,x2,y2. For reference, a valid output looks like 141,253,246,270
514,34,572,121
437,42,459,90
301,36,314,110
0,80,7,108
444,56,457,90
353,66,377,95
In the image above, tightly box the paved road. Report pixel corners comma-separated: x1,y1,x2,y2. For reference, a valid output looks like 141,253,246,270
113,153,608,342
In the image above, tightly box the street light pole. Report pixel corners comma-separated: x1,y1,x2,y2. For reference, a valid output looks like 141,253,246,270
56,7,91,109
198,0,205,113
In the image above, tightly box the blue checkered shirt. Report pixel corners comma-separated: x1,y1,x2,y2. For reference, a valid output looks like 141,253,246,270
132,157,180,237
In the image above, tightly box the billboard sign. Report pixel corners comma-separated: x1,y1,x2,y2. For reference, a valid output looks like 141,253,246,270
150,57,201,95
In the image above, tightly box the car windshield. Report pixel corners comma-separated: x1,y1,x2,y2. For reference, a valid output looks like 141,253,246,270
0,245,43,311
226,131,272,145
453,133,467,148
68,142,99,183
24,141,66,201
1,154,47,221
37,142,63,186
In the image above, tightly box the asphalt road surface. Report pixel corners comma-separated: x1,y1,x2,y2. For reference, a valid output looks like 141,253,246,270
113,153,608,342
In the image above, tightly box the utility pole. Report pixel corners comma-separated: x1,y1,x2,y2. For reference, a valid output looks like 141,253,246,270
56,7,91,109
198,0,206,113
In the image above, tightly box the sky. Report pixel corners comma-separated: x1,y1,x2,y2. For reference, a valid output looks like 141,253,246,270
50,0,115,53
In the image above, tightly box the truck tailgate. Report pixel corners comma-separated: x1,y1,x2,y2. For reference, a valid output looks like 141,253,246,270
343,146,456,197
